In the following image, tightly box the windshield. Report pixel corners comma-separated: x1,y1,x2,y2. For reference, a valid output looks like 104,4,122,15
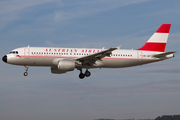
9,51,18,54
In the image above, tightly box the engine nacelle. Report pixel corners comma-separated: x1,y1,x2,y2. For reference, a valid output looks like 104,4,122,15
51,67,67,74
58,60,75,71
51,60,76,74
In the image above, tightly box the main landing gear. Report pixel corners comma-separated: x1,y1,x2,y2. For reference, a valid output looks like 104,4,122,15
79,69,91,79
24,65,28,76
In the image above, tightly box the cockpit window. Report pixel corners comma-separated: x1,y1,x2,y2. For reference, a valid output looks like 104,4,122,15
10,51,18,54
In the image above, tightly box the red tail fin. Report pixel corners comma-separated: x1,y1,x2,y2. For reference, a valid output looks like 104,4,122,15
137,24,171,52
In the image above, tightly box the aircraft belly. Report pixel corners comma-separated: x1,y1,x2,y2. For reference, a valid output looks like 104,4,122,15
27,58,54,66
101,59,157,68
9,57,54,66
101,59,136,68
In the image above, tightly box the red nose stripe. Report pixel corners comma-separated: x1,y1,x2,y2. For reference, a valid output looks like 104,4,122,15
16,55,21,58
137,42,166,52
156,24,171,33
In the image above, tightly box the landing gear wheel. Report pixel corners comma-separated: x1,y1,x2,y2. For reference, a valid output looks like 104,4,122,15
24,72,28,76
24,65,29,76
85,70,91,77
79,73,85,79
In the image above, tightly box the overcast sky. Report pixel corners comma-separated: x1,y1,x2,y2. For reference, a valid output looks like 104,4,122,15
0,0,180,120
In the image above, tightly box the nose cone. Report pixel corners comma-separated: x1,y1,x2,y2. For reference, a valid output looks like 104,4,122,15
2,55,7,63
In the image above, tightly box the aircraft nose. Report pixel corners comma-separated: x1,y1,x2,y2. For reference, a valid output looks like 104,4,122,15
2,55,7,63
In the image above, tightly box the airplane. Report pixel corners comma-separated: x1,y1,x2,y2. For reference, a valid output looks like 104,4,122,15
2,24,176,79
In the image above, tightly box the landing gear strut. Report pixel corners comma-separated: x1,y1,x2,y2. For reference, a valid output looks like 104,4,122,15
79,69,91,79
24,65,28,76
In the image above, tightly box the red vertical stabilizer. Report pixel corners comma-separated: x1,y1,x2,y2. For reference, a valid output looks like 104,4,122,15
137,24,171,52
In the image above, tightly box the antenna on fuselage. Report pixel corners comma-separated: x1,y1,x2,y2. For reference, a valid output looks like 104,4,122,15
27,45,30,47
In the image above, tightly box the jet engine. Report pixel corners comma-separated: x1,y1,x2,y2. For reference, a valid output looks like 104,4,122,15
51,60,76,74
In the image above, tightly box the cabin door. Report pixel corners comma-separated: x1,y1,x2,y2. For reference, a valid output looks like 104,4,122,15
137,51,143,61
24,48,30,58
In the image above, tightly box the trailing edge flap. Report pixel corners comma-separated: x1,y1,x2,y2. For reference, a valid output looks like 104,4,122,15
152,51,176,58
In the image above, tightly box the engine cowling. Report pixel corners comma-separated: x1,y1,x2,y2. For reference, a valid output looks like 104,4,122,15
58,60,75,71
51,60,76,74
51,67,67,74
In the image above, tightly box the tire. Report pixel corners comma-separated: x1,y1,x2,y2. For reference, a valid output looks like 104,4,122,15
85,70,91,77
24,72,28,76
79,73,85,79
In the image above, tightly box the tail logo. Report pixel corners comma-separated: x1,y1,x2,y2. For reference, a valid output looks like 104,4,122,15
138,24,171,52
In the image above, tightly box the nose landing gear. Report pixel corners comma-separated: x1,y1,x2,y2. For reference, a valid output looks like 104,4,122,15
24,65,28,76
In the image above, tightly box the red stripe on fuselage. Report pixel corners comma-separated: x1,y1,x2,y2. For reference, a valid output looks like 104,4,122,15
137,42,166,52
20,55,159,61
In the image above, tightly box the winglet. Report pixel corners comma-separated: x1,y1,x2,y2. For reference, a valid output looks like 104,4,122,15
117,45,121,50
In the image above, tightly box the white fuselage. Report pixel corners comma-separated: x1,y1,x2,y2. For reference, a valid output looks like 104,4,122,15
6,47,172,68
2,24,175,79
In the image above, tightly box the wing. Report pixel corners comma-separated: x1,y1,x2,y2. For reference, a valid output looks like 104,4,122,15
76,47,117,66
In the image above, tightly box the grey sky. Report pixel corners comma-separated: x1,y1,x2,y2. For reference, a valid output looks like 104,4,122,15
0,0,180,120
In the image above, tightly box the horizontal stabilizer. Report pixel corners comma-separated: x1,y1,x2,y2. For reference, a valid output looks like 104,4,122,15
152,51,176,58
